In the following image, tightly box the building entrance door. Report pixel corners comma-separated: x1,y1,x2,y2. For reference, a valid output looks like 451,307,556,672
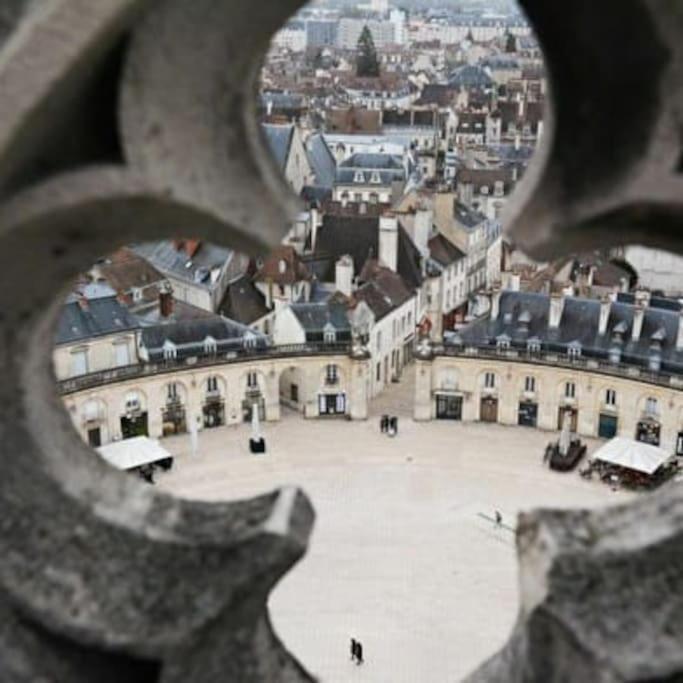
436,395,462,420
636,419,661,446
87,427,102,447
518,402,538,428
319,393,346,416
480,397,499,423
598,413,618,439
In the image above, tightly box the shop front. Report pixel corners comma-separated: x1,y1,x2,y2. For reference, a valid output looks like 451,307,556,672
518,401,538,428
203,398,225,429
436,393,463,421
319,393,346,416
636,418,661,446
162,400,187,436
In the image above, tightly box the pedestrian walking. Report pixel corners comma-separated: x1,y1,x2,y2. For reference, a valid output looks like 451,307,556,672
350,637,357,662
495,510,503,528
392,416,398,435
355,640,364,665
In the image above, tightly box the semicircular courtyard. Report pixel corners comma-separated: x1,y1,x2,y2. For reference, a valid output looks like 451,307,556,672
154,371,636,682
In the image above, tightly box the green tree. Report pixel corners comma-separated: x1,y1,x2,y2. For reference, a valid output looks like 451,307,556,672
356,26,380,78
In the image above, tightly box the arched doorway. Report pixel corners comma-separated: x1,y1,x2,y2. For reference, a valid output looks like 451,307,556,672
162,381,187,436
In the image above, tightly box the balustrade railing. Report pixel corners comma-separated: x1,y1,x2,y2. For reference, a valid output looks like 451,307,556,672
434,343,683,390
58,342,352,395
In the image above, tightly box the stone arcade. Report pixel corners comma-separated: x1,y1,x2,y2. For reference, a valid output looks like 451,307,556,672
0,1,681,682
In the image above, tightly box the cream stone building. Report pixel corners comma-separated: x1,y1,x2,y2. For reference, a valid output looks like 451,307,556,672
60,348,371,448
414,288,683,454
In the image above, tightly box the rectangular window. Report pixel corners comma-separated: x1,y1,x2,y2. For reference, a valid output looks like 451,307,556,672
525,376,536,393
114,342,130,367
167,383,178,401
484,372,496,389
70,349,88,377
207,376,218,394
605,389,616,406
247,372,258,389
646,397,658,415
376,363,381,381
565,382,576,399
326,364,338,385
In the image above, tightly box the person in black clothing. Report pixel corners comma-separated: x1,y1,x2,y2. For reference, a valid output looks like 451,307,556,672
355,640,364,665
350,638,357,662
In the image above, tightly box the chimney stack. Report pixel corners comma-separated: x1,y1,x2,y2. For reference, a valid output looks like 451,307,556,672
335,255,354,298
378,214,399,272
490,283,502,321
549,291,565,329
631,290,650,342
159,282,174,318
598,295,611,336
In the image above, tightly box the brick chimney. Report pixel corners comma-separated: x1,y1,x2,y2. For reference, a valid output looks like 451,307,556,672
159,282,174,318
598,295,611,336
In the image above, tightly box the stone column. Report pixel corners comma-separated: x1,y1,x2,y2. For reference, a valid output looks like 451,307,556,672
264,368,280,422
414,349,434,422
349,356,369,421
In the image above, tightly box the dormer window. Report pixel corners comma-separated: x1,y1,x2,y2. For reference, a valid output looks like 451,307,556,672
480,185,489,195
324,323,337,344
354,171,365,183
204,335,217,355
243,332,258,349
370,171,382,184
496,335,510,350
567,342,582,359
163,340,177,360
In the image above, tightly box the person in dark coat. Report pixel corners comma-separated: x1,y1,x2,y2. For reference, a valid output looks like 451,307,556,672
355,640,364,665
350,637,357,661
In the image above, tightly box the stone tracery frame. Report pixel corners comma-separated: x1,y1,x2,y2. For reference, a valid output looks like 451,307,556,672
0,0,680,681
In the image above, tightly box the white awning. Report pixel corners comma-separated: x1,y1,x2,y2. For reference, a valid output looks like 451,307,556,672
592,437,671,475
97,437,172,471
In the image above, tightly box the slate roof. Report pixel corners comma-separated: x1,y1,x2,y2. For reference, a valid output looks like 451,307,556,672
56,296,140,345
449,65,494,89
262,123,294,171
290,302,351,334
306,132,337,189
453,201,488,230
456,167,515,194
132,241,244,291
313,215,424,290
217,275,270,325
454,291,683,375
353,267,414,322
340,154,404,171
141,317,267,361
429,234,466,267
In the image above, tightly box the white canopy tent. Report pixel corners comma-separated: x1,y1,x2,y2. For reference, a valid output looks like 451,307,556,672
97,436,172,471
592,437,671,475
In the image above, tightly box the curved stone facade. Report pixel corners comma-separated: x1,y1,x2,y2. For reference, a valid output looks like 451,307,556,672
62,352,370,446
415,351,683,452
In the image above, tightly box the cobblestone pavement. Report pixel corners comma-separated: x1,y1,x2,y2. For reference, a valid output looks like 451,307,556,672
157,368,636,682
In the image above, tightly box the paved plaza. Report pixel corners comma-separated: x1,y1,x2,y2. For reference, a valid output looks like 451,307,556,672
157,372,637,682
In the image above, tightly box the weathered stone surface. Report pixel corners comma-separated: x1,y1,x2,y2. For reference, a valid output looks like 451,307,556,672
508,0,683,261
0,0,680,681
